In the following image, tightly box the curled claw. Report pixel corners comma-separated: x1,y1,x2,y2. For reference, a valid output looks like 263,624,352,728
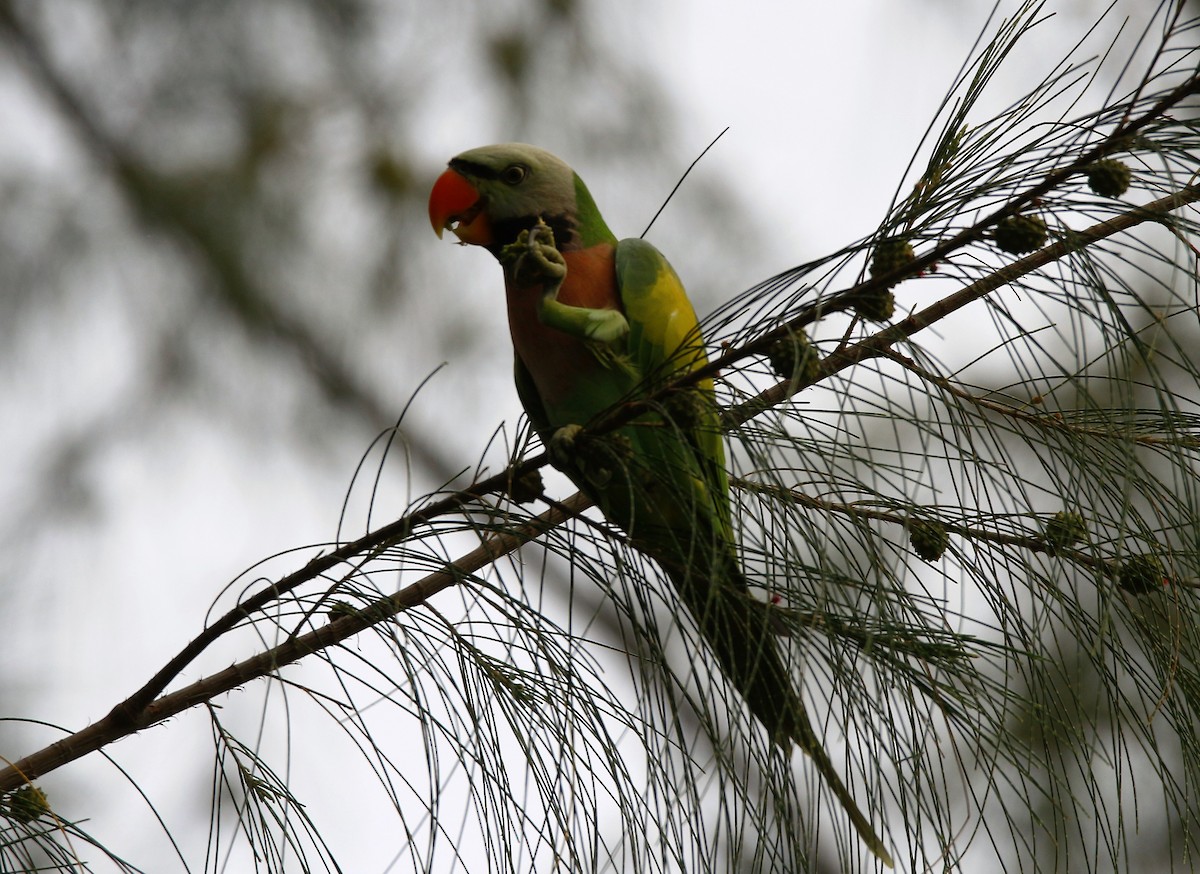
501,219,567,285
526,219,549,247
547,424,584,471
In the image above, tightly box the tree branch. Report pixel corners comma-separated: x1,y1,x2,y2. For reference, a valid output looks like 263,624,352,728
2,182,1194,796
727,183,1200,424
0,494,591,794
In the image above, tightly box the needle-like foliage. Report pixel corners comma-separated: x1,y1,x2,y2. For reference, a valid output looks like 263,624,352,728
3,1,1200,871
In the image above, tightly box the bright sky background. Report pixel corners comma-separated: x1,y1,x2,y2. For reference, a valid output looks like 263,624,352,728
661,0,976,261
1,1,1163,871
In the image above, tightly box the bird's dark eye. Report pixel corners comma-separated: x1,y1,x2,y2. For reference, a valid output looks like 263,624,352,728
500,164,528,185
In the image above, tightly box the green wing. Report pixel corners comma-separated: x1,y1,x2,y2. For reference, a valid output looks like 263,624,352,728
615,238,732,542
510,235,734,563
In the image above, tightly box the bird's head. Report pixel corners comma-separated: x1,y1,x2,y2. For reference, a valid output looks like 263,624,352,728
428,143,613,252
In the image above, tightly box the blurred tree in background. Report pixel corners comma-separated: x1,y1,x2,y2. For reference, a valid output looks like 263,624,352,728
1,0,1199,872
0,0,753,870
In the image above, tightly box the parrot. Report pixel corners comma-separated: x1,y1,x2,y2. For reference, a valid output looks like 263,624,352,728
428,143,892,867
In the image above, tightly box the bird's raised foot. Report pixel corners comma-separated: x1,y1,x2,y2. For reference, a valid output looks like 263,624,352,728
501,220,629,344
501,219,567,286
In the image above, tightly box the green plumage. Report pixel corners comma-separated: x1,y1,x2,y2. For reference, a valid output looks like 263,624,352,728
432,144,892,867
527,238,801,741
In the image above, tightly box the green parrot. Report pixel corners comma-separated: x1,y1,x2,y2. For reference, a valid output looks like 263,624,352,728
429,143,892,867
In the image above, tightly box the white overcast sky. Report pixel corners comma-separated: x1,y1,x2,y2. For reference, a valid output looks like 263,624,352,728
2,1,1158,871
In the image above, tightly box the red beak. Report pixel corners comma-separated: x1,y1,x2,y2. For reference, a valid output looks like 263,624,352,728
428,168,492,245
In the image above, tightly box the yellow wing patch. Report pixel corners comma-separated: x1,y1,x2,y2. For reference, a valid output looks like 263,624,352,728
615,238,731,539
614,238,709,383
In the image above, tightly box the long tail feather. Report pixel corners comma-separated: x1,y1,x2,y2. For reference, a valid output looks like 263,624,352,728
664,556,894,868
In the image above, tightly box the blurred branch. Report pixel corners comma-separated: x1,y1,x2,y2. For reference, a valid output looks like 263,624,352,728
0,5,461,482
2,5,1199,870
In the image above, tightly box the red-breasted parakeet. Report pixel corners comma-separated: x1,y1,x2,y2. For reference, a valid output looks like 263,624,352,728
429,143,891,867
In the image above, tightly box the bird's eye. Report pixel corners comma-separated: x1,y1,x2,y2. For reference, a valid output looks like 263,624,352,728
500,164,528,185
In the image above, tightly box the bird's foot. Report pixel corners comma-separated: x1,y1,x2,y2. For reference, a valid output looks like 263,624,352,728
501,220,629,345
547,424,584,471
548,425,632,488
501,218,567,286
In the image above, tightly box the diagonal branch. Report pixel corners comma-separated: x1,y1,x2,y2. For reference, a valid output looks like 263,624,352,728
727,183,1200,424
701,68,1200,382
0,494,591,794
1,182,1194,796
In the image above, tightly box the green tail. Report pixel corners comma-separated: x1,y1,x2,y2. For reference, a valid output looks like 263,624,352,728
658,551,894,868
